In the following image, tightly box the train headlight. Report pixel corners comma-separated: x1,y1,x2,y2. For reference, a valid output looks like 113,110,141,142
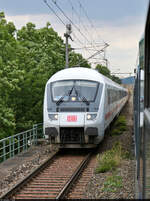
86,113,97,120
71,96,76,101
48,114,58,121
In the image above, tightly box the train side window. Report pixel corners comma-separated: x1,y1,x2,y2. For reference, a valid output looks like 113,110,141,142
109,89,112,103
107,89,110,104
107,87,112,105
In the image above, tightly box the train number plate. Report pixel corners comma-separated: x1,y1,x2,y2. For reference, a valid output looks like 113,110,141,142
67,115,77,122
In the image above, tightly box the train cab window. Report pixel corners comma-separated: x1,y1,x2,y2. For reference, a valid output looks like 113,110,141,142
75,81,98,101
51,81,73,101
51,80,100,102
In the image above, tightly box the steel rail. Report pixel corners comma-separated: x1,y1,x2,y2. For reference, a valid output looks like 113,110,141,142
0,150,60,199
56,152,92,199
1,149,94,200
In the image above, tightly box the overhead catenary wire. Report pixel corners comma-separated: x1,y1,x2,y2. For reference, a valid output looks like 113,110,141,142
43,0,109,67
50,0,95,47
43,0,92,59
68,0,107,56
74,44,109,67
51,0,109,65
76,0,109,65
71,32,92,55
67,0,96,46
43,0,88,48
43,0,66,26
77,0,107,45
44,0,107,50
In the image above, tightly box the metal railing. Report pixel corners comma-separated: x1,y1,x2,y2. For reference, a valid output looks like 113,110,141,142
0,123,43,163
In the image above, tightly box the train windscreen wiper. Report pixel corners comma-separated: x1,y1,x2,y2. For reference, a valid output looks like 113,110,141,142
74,87,90,106
81,95,90,106
56,85,90,106
56,86,74,106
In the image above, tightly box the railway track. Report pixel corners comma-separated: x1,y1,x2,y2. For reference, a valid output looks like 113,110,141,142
66,157,96,199
1,149,97,199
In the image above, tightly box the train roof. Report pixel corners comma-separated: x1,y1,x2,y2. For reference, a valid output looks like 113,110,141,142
47,67,126,90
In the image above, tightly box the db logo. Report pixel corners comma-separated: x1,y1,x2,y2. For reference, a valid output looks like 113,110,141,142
67,115,77,122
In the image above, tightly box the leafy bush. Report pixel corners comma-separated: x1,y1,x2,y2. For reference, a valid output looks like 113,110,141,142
114,116,126,127
102,175,123,192
119,125,127,132
95,142,122,173
111,129,122,136
111,115,127,136
122,150,132,159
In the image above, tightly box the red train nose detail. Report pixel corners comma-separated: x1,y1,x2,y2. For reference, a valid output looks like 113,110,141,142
67,115,77,122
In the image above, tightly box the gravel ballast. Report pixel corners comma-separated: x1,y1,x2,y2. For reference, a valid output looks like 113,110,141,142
84,91,135,199
0,143,58,197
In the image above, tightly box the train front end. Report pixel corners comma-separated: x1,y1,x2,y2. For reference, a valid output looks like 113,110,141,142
43,69,104,148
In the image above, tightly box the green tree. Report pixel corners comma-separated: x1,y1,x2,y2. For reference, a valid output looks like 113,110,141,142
96,64,121,84
111,75,121,84
0,12,24,138
96,64,111,79
69,52,91,68
0,13,92,138
15,22,66,131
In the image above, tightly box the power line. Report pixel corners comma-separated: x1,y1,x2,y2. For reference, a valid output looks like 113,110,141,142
78,0,106,45
50,0,109,65
74,43,109,67
68,0,107,56
71,32,92,55
49,0,95,54
50,0,95,47
43,0,66,26
68,0,95,45
73,47,105,51
43,0,94,60
71,32,86,47
44,0,109,67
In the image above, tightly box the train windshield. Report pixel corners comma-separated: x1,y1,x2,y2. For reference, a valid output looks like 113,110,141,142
51,80,99,102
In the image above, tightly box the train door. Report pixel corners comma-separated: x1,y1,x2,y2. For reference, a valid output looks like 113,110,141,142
134,68,144,199
143,2,150,198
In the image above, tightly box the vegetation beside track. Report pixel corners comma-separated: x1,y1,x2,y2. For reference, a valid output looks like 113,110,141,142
111,115,127,136
95,111,133,198
102,174,123,193
95,142,122,173
95,115,128,173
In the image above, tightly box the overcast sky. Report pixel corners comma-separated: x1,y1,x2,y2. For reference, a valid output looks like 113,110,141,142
1,0,149,77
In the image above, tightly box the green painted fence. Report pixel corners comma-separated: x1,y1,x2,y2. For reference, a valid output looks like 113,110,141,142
0,123,44,163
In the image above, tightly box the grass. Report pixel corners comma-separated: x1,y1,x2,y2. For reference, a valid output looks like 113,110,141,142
95,115,130,174
95,142,122,173
94,115,129,193
102,175,123,192
121,150,133,160
111,115,127,136
114,116,126,127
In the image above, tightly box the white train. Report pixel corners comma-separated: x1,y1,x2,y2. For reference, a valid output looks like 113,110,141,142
43,67,128,148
